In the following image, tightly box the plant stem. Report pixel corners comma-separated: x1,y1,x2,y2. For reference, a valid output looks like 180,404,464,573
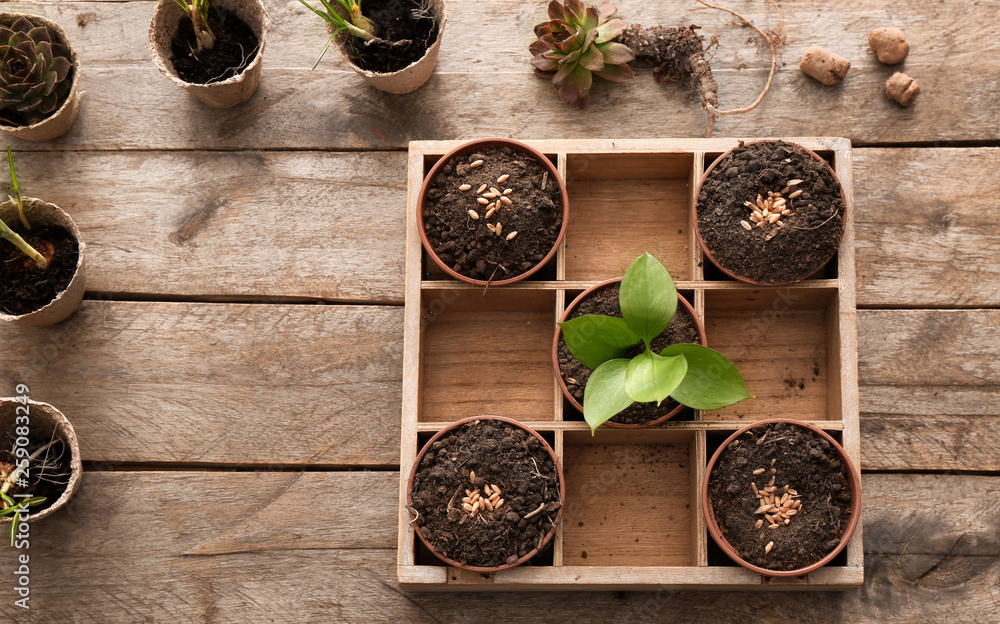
0,217,47,269
6,147,28,230
0,441,57,496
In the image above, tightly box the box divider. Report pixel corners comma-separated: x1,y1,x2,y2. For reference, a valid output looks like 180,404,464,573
692,429,708,566
690,151,705,281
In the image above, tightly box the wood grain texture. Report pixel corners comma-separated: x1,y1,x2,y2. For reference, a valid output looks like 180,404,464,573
855,148,1000,308
4,1,1000,150
2,472,997,621
0,301,403,465
6,150,407,302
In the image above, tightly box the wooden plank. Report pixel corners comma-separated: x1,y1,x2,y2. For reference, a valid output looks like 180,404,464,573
6,150,407,302
855,148,1000,307
3,472,997,618
0,301,403,465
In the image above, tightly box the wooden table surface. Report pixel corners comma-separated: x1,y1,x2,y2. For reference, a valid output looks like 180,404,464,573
1,0,998,621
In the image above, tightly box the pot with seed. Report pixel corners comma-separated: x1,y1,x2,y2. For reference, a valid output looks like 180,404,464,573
553,277,708,429
702,419,861,576
1,198,86,326
418,138,568,286
0,13,82,142
693,140,847,285
149,0,270,108
406,416,565,572
0,399,82,526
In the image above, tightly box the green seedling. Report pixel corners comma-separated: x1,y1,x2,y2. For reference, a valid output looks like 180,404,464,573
1,148,47,269
298,0,377,70
0,493,45,546
6,147,28,230
172,0,216,51
559,253,753,433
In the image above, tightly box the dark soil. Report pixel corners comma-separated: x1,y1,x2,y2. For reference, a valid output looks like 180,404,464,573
557,283,700,425
171,7,259,84
0,224,78,317
708,422,853,571
0,429,72,515
423,146,563,282
345,0,439,73
696,141,845,284
410,419,562,568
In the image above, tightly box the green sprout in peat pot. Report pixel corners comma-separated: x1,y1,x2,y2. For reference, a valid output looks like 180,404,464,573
172,0,216,51
0,439,63,545
559,253,753,433
298,0,377,69
0,147,47,269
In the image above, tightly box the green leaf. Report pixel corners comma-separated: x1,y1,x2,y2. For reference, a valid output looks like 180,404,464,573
579,44,605,72
624,350,688,406
595,40,635,64
619,252,676,345
582,358,633,434
0,492,14,508
559,315,640,369
595,18,627,44
9,511,16,545
661,343,754,410
594,62,634,83
0,507,19,517
24,496,45,507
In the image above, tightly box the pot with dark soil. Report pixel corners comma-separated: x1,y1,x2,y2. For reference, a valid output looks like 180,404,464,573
0,397,82,531
703,419,861,576
407,416,565,571
300,0,446,94
554,253,751,432
0,14,82,142
1,196,86,326
694,140,846,285
149,0,270,108
418,138,568,285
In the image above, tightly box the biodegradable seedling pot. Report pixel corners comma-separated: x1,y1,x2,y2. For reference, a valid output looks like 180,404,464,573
407,416,566,572
149,0,270,108
0,399,82,523
553,278,707,428
702,419,861,576
693,140,846,286
327,0,446,94
418,138,568,286
0,198,86,326
0,13,82,142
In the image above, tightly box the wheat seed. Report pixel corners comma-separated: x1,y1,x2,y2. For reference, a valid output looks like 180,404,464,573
483,192,497,199
495,223,502,236
485,207,496,219
751,483,760,496
755,504,772,514
477,197,489,205
768,213,781,224
495,499,504,509
755,519,764,529
770,467,777,474
765,541,774,554
497,174,510,183
477,184,488,194
503,189,513,195
500,196,512,205
506,231,518,241
487,223,496,233
781,209,792,216
765,513,775,524
463,503,474,512
470,471,476,484
490,187,501,195
741,220,753,231
773,198,786,207
753,468,766,475
468,210,479,220
459,184,472,191
470,160,484,168
484,498,494,511
787,179,803,186
789,189,803,199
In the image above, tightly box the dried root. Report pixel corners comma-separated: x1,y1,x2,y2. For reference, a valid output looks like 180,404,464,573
619,1,783,136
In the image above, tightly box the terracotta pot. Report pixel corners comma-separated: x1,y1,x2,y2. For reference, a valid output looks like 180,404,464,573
702,419,861,576
327,0,446,93
0,13,82,142
0,198,86,326
418,138,569,286
406,416,565,572
149,0,270,108
0,399,82,523
693,140,846,286
553,278,707,429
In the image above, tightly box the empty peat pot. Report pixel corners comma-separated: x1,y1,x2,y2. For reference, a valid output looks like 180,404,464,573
0,198,86,326
0,399,82,523
0,13,82,142
553,278,706,428
407,416,565,572
702,419,861,576
694,140,846,285
149,0,270,108
418,138,568,286
325,0,447,94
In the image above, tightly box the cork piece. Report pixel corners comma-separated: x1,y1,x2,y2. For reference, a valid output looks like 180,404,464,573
868,27,909,65
886,72,920,107
799,46,851,86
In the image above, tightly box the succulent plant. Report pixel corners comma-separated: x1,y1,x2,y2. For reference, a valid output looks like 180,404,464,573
0,17,73,127
530,0,634,109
